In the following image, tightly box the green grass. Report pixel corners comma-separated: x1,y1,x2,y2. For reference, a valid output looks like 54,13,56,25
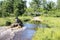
40,16,60,28
0,16,60,40
0,16,60,28
0,16,32,26
32,28,60,40
0,17,15,26
32,16,60,40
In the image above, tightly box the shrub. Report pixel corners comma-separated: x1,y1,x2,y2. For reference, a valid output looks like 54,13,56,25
42,10,60,17
5,21,11,26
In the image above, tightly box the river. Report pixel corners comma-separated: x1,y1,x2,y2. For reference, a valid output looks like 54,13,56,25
12,23,36,40
0,23,47,40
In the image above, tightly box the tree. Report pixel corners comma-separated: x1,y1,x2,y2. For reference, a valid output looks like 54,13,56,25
1,0,13,17
57,0,60,9
42,0,47,9
44,1,55,11
14,0,26,17
0,1,3,17
30,0,42,11
1,0,26,17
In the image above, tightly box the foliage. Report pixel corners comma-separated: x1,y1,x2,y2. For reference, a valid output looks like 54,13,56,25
22,8,34,16
14,0,26,17
44,1,55,11
57,0,60,9
28,0,56,17
0,0,26,17
1,0,13,17
42,9,60,17
30,0,42,9
29,0,43,16
0,0,59,17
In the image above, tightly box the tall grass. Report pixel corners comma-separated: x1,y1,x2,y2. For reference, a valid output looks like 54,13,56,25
32,28,60,40
32,16,60,40
41,16,60,28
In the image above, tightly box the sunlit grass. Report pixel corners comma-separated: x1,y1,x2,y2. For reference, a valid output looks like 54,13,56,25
0,16,60,28
32,16,60,40
41,16,60,28
0,16,32,26
32,28,60,40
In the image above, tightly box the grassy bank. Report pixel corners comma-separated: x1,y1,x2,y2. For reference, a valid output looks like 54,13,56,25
0,16,32,26
32,28,60,40
32,16,60,40
41,16,60,28
0,16,60,28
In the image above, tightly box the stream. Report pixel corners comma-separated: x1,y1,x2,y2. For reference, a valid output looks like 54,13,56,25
12,23,47,40
0,23,47,40
12,23,37,40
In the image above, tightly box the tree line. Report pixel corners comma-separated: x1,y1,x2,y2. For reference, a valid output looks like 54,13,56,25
0,0,60,17
0,0,26,17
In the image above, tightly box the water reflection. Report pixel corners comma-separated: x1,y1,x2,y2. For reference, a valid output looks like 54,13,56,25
0,23,47,40
13,23,36,40
24,23,37,29
19,23,47,40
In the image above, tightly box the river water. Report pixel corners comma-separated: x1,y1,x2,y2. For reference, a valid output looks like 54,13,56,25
0,23,47,40
12,23,36,40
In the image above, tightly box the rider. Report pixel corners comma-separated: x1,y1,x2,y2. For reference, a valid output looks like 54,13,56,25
15,17,24,27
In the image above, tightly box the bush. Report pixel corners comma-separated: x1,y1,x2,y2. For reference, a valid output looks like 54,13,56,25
5,21,11,26
42,10,60,17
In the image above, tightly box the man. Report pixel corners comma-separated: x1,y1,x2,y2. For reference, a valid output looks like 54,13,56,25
15,17,23,27
11,17,23,28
